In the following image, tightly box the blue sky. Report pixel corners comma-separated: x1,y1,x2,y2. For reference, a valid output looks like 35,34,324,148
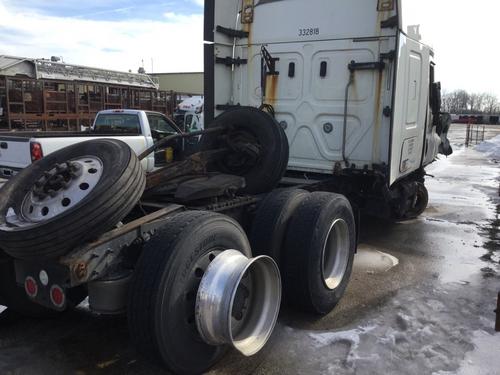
3,0,203,20
0,0,205,73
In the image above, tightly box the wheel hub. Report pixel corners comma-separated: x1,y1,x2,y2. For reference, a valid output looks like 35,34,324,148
17,156,104,225
321,219,350,290
32,162,83,200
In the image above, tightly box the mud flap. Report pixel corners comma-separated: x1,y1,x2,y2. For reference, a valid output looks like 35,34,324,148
438,113,453,156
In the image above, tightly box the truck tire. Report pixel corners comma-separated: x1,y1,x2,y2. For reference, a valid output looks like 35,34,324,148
0,251,56,317
250,188,309,265
282,192,356,315
208,107,289,194
403,182,429,220
128,211,252,375
391,181,429,221
0,139,145,260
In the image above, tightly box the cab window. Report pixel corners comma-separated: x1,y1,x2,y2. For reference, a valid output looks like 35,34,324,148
93,114,141,134
147,114,178,134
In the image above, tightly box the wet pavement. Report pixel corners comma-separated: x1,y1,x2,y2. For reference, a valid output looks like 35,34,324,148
1,130,500,374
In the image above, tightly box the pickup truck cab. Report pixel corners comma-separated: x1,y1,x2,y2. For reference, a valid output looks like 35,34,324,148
0,109,182,178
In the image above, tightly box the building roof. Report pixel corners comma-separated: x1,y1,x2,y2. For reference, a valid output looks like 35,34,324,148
0,55,159,89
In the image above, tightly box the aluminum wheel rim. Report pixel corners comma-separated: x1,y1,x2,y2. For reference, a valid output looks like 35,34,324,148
195,250,281,356
321,219,350,290
13,156,103,227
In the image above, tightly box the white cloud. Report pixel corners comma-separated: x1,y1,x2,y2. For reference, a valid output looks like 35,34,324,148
0,1,204,74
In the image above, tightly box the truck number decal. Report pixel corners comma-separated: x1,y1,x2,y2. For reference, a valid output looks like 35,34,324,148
299,28,320,37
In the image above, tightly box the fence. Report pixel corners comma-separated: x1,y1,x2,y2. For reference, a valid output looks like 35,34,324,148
465,123,485,147
0,76,189,132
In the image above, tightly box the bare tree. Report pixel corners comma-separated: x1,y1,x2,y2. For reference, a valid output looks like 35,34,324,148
442,90,499,114
483,93,499,114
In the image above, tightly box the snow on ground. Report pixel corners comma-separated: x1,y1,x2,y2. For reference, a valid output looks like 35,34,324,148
475,134,500,160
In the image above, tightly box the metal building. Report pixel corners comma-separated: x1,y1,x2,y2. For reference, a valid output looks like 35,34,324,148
149,72,203,95
0,56,180,131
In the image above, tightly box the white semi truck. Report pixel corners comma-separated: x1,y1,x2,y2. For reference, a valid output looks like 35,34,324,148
0,1,451,374
205,0,452,220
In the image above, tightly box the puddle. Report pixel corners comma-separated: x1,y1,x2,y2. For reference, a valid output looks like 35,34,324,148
354,246,399,273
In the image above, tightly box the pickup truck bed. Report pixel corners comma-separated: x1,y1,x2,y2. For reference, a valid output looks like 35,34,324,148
0,109,184,178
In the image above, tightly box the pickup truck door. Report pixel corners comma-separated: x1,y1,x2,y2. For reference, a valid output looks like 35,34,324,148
146,113,182,165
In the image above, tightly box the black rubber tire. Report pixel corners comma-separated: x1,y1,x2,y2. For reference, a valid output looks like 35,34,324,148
282,192,356,315
403,182,429,220
0,139,145,260
0,251,57,317
208,107,289,195
250,188,309,266
128,211,252,375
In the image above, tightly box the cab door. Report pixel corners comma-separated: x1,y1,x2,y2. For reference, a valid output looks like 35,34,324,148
389,33,431,185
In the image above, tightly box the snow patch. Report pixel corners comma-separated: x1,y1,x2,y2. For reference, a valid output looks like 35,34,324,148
453,330,500,375
0,305,6,314
433,330,500,375
308,325,376,350
475,134,500,160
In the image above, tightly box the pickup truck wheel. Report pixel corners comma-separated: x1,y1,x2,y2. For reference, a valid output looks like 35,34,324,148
0,139,145,260
282,192,356,315
250,188,309,265
209,107,289,194
128,211,252,375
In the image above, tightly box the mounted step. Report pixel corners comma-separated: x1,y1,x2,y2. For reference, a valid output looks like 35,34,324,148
215,56,247,67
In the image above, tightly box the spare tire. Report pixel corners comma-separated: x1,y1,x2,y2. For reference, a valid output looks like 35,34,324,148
207,107,289,195
0,139,145,260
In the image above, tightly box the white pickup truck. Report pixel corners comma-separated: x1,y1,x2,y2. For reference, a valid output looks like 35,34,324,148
0,109,182,178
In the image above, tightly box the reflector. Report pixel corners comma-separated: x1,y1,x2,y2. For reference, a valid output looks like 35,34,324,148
378,0,395,11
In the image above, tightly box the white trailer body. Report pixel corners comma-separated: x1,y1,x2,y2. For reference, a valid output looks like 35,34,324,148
205,0,447,186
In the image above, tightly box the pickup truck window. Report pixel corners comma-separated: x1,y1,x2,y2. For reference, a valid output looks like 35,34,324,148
147,114,178,134
94,114,141,134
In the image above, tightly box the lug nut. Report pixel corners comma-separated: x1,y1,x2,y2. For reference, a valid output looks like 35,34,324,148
52,175,64,184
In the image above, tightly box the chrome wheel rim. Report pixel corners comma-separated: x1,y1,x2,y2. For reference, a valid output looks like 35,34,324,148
321,219,350,290
12,156,103,227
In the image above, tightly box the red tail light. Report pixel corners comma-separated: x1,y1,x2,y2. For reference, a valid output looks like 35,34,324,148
30,142,43,162
24,276,38,298
50,285,66,308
